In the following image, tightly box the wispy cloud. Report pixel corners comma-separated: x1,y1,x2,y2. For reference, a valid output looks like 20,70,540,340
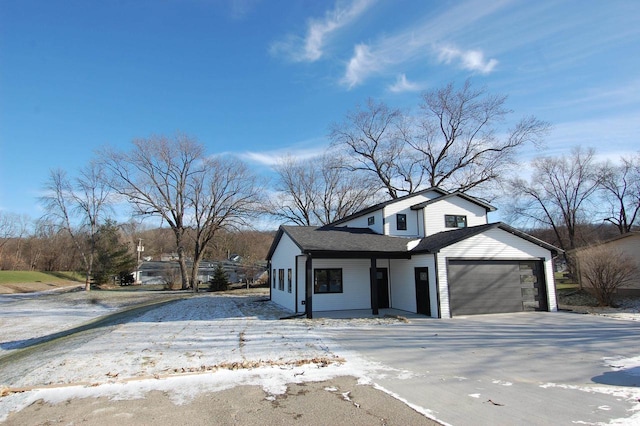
341,44,382,88
387,73,424,93
544,112,640,157
341,0,508,88
437,45,498,74
240,140,328,167
227,0,261,20
270,0,375,62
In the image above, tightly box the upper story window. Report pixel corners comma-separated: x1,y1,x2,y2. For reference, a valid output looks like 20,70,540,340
368,216,375,226
396,214,407,231
445,214,467,228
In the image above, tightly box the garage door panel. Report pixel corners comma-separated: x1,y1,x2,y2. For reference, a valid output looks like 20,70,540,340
448,260,546,316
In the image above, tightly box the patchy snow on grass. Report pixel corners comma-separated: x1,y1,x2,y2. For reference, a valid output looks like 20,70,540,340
0,289,184,356
0,292,406,422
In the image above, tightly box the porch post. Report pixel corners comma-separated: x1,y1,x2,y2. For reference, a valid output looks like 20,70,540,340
305,254,313,319
267,261,272,301
370,257,379,316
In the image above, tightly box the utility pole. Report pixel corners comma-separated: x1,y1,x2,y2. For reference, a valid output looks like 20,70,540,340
136,238,144,284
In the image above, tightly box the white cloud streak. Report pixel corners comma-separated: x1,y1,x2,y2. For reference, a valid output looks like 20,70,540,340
387,74,423,93
240,142,328,167
341,0,509,88
270,0,375,62
437,45,498,74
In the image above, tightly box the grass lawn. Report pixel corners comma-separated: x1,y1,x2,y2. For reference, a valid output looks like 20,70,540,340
0,271,83,284
0,271,84,294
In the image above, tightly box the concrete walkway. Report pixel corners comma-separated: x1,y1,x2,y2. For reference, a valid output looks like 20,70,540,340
322,311,640,425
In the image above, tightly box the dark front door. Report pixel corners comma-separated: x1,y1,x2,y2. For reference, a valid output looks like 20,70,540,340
414,267,431,316
375,268,390,309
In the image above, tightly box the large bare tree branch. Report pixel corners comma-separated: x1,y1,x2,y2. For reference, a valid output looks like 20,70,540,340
331,81,549,198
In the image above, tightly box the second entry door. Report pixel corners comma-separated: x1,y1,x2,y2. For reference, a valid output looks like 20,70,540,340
376,268,389,309
415,267,431,316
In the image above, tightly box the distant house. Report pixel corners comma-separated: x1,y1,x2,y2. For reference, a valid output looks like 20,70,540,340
137,258,266,285
573,232,640,296
160,253,180,262
266,187,561,318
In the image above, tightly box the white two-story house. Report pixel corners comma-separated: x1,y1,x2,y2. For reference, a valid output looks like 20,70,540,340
266,188,561,318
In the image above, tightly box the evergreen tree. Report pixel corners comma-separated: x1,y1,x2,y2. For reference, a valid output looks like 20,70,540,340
92,220,137,285
209,263,229,292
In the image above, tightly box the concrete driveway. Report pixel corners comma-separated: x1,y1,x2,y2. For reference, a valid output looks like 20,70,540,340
322,312,640,425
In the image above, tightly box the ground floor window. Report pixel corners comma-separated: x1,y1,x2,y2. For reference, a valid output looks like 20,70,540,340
287,268,292,293
278,269,285,290
314,268,343,293
272,269,276,288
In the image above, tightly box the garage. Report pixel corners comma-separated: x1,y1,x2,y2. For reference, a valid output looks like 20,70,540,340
447,259,549,316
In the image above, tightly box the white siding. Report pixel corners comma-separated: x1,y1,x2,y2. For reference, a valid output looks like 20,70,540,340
311,259,372,311
424,197,488,236
269,233,301,312
383,192,440,237
389,255,438,317
337,210,384,234
296,255,306,312
436,228,557,318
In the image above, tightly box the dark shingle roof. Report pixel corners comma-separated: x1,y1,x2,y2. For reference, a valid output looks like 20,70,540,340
410,222,562,254
410,191,496,212
266,225,413,259
266,222,562,260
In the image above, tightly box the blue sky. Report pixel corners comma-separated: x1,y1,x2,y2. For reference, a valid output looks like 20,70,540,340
1,0,639,219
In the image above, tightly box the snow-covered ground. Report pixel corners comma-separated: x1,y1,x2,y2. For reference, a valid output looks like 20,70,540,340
0,288,186,355
0,291,425,423
1,289,639,424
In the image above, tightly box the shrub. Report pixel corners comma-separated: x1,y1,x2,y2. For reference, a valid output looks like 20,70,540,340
578,245,638,307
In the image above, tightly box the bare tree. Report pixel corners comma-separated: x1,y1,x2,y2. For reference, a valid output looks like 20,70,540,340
598,154,640,234
578,245,638,307
412,80,549,193
188,156,261,291
39,162,112,290
267,154,379,226
330,81,549,198
101,135,202,289
268,155,317,225
101,134,261,291
509,147,601,274
330,99,421,199
0,212,31,269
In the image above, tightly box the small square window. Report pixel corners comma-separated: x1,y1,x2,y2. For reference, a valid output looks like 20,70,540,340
445,215,467,228
396,214,407,231
368,216,375,226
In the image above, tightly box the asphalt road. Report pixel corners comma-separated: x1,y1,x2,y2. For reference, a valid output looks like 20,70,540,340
323,311,640,425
